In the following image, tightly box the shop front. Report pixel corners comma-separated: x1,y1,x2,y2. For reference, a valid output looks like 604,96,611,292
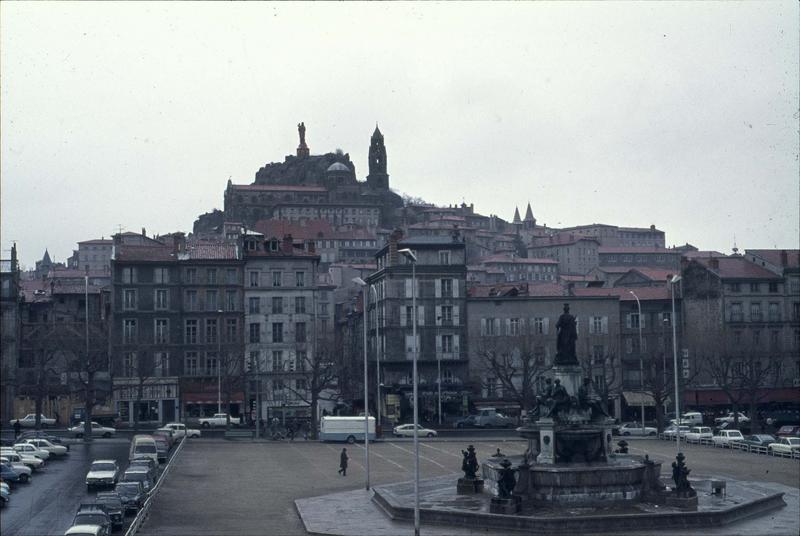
114,378,180,426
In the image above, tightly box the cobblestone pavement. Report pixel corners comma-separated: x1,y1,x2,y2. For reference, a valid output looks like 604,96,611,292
140,437,799,536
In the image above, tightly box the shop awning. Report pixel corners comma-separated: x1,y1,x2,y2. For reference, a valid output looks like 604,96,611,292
182,392,244,404
623,391,658,407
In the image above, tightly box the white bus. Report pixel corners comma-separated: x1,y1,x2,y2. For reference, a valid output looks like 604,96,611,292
319,416,375,443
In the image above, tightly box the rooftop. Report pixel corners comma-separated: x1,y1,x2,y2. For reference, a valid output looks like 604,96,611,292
745,249,800,269
693,256,781,280
230,184,327,193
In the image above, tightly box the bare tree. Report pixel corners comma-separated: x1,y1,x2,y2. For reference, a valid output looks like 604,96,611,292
285,336,340,439
219,349,243,429
68,321,109,442
577,351,620,417
18,321,69,429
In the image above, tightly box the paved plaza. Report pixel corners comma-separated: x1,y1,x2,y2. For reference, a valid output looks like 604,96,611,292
140,437,799,536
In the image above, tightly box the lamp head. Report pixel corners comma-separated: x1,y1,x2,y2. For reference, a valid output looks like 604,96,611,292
670,275,682,284
398,248,417,262
352,277,367,287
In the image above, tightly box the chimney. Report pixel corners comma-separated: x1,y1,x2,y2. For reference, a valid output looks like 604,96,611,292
141,227,147,237
282,234,294,253
780,250,788,266
389,228,403,266
567,282,575,296
171,232,186,253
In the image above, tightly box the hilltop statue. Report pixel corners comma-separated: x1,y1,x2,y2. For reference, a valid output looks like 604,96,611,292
297,122,307,147
555,304,578,365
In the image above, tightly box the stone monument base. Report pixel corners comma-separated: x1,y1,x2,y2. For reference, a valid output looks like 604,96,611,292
489,495,522,514
665,493,699,510
456,478,484,494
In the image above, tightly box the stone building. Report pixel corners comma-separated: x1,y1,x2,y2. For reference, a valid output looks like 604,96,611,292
0,245,21,424
366,231,470,424
467,254,559,284
70,238,113,274
598,246,682,271
242,232,321,425
528,234,600,275
557,224,665,248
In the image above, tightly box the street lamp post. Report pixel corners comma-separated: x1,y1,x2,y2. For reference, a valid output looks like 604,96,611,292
629,291,646,433
218,310,223,415
352,277,372,491
436,316,442,427
398,248,420,536
670,275,682,452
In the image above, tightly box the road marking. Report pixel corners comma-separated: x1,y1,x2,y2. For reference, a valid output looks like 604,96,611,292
352,443,407,470
388,442,449,470
420,442,462,458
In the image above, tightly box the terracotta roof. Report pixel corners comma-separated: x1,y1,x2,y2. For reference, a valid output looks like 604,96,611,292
681,250,727,259
78,239,112,245
182,242,240,260
559,275,593,282
598,246,675,254
230,184,327,192
530,234,600,247
114,245,176,262
693,257,780,280
617,267,677,281
468,282,565,298
253,219,377,241
572,286,670,301
745,249,800,269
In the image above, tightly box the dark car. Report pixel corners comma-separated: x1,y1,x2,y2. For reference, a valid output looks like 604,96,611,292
73,504,112,535
776,425,800,438
151,437,168,463
121,468,154,494
128,457,159,482
0,462,29,483
734,434,777,449
114,481,145,514
95,492,124,530
455,415,480,429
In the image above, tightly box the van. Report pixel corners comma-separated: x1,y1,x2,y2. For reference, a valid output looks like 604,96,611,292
319,416,375,443
128,435,158,464
670,412,703,426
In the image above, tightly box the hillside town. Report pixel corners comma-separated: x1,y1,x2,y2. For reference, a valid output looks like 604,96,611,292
1,123,798,436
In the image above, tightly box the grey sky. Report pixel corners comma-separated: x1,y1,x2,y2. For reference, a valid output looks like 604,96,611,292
2,2,798,268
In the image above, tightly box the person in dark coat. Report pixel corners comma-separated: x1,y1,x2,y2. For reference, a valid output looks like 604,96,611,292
338,447,349,476
13,420,21,439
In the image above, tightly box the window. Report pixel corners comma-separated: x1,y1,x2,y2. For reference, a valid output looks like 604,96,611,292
590,316,607,334
627,313,641,329
770,330,780,350
295,322,306,343
404,306,414,326
185,268,196,284
204,268,216,284
249,323,260,343
750,303,762,322
769,282,778,293
123,289,137,310
486,378,496,398
768,302,780,322
247,351,259,372
296,350,307,371
440,305,453,325
121,267,136,284
123,319,137,344
205,354,218,376
295,272,305,287
225,319,237,342
248,297,260,314
155,319,169,344
661,311,672,326
122,352,136,377
185,290,198,311
592,345,605,363
272,350,283,371
295,296,306,314
226,268,237,284
296,378,307,391
730,283,741,292
753,330,761,347
441,334,453,353
226,290,236,311
272,272,282,287
206,290,218,311
185,320,198,344
750,282,759,293
441,278,453,297
249,272,260,288
509,318,521,336
625,337,633,354
154,267,169,284
533,317,545,335
733,331,742,345
730,302,744,322
155,289,168,310
185,353,198,376
205,319,218,343
486,318,498,336
155,352,169,377
534,346,545,364
439,251,451,265
272,297,283,314
272,322,283,343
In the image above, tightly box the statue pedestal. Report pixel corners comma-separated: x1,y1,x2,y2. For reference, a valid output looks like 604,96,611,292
457,478,484,494
602,418,615,460
490,495,521,514
536,418,555,465
553,365,583,396
296,145,309,158
665,493,698,510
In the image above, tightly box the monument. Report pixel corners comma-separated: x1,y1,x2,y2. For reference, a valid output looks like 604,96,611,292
456,444,484,494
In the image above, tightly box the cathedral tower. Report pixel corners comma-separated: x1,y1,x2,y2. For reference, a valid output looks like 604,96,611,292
367,125,389,189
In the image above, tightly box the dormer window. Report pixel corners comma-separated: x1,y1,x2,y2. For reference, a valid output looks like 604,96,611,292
268,239,279,252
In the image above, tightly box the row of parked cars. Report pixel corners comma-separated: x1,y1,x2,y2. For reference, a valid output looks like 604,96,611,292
64,422,199,536
1,431,71,507
661,423,800,456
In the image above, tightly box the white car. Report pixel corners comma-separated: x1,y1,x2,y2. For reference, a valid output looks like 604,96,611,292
25,438,68,456
158,422,201,439
662,425,690,440
198,414,241,428
712,429,744,448
767,437,800,456
64,525,108,536
0,449,44,470
714,412,750,425
13,442,51,460
68,422,116,438
684,426,714,443
86,459,120,491
393,424,438,438
619,423,657,437
1,456,33,479
9,414,56,428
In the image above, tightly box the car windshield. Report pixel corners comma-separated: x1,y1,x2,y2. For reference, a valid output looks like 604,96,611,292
75,513,107,525
136,445,157,453
91,463,116,472
116,484,139,495
788,438,800,445
124,472,147,482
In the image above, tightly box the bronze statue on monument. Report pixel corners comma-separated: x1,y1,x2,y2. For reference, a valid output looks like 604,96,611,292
555,304,578,366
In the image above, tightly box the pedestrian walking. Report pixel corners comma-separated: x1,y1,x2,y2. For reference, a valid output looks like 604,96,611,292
338,447,349,476
13,420,21,439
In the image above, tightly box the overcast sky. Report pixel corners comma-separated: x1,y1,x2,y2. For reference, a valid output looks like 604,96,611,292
2,2,798,268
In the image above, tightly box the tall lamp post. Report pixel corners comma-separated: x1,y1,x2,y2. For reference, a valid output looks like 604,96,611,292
629,291,646,433
352,277,376,491
398,248,420,536
217,310,223,415
670,275,682,452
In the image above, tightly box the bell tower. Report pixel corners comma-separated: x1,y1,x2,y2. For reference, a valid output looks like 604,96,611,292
367,124,389,189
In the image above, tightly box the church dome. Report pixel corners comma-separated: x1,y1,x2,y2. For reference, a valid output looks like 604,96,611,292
327,162,350,173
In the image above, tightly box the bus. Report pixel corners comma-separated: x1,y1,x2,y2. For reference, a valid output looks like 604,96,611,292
319,416,375,443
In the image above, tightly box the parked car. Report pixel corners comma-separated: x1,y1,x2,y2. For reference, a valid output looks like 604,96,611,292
0,462,29,483
714,412,750,425
198,413,241,428
17,431,69,449
0,449,44,471
94,492,125,530
767,437,800,456
1,482,9,506
114,481,145,514
684,426,714,443
619,423,657,437
732,434,777,450
25,438,68,456
86,460,120,491
121,468,154,494
129,435,159,464
662,425,690,440
669,412,703,426
72,504,112,535
69,422,116,439
152,437,169,463
152,430,174,449
454,415,480,429
158,422,201,439
64,525,109,536
775,425,800,438
393,424,438,438
13,442,51,460
9,414,56,428
1,457,33,480
712,429,745,448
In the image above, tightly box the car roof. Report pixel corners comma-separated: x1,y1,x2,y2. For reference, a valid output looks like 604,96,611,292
65,525,104,536
91,459,117,464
